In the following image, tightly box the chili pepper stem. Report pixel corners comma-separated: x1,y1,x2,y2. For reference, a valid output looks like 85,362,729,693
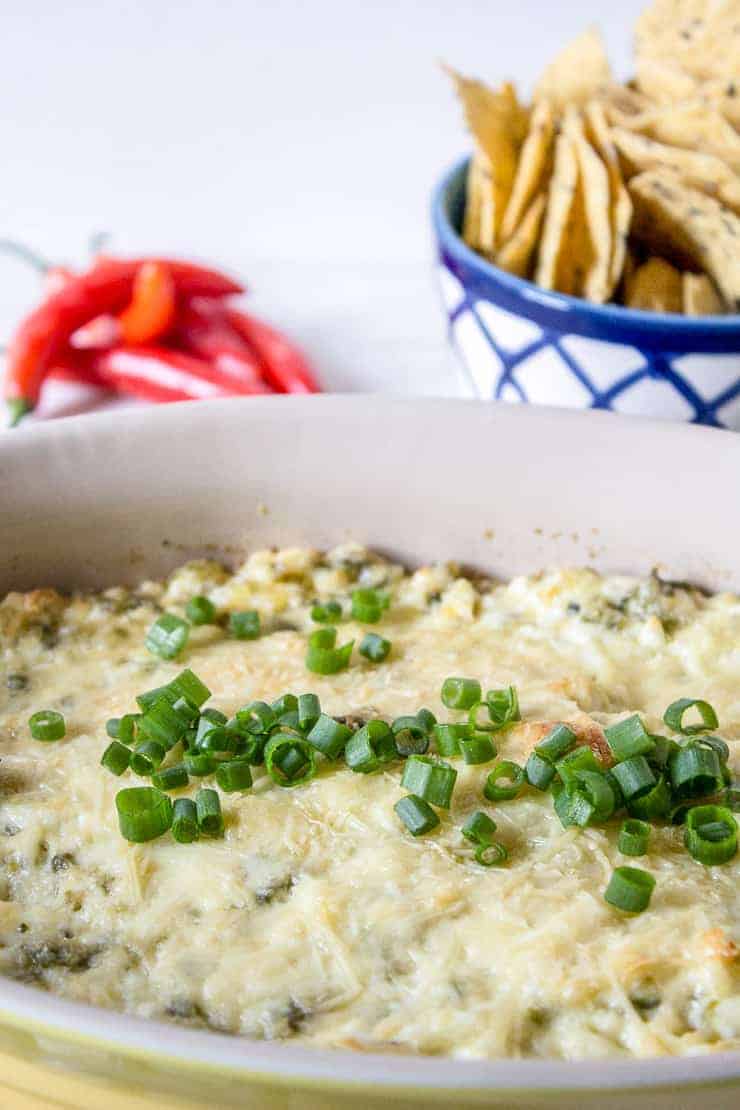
0,239,52,274
7,398,31,426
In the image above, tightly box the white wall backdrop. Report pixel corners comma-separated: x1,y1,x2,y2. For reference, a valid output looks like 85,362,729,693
0,0,644,400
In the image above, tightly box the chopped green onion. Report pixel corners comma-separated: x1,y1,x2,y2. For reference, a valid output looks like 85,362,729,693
101,740,131,776
485,686,520,730
685,804,737,865
433,723,471,757
130,740,166,776
461,810,497,845
264,732,316,787
401,756,457,808
195,788,224,837
359,632,391,663
394,794,439,836
604,866,655,913
555,745,603,785
169,669,211,708
196,726,240,755
535,723,576,762
483,760,525,802
696,735,730,765
145,613,189,660
525,751,556,791
604,715,655,762
669,742,722,799
235,701,275,735
171,696,199,726
351,588,387,623
274,709,301,731
271,693,298,716
475,842,508,866
648,734,680,769
415,708,437,735
467,701,497,732
151,763,189,791
297,693,321,731
106,717,122,739
392,716,429,756
229,610,261,640
725,784,740,812
609,755,656,802
138,696,189,749
459,734,497,765
570,770,617,822
627,774,672,820
172,798,199,843
305,627,354,674
345,720,396,773
441,677,481,710
184,751,217,777
216,758,253,793
664,697,718,735
116,787,173,843
553,785,594,828
618,818,651,857
310,599,342,623
185,596,217,625
307,714,351,759
28,710,66,742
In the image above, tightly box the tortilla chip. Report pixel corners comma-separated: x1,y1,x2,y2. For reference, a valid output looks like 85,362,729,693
682,272,724,315
500,100,554,244
635,0,740,84
629,169,740,310
611,127,740,214
534,28,612,112
447,68,524,249
496,192,547,277
535,131,579,290
625,256,684,312
565,111,613,303
584,101,633,295
614,101,740,173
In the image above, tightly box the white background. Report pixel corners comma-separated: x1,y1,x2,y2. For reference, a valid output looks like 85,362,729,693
1,0,644,412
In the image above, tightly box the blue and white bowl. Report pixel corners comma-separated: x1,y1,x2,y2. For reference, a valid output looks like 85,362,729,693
432,158,740,428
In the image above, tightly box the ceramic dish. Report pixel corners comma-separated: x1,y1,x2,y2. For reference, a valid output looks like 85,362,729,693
432,157,740,429
1,395,739,1110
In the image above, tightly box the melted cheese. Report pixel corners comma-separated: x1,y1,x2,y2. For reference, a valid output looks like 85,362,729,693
0,545,738,1059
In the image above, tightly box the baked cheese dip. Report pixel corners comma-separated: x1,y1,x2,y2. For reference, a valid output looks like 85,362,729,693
1,544,738,1060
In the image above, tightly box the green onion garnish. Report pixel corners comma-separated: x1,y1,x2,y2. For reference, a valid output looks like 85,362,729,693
626,774,672,820
195,788,224,837
569,769,617,822
553,785,594,828
264,732,316,787
441,677,481,710
475,842,509,866
604,866,655,913
172,797,199,843
344,720,396,773
433,723,470,757
663,698,719,736
271,693,298,716
311,599,342,624
359,632,391,663
484,760,525,802
607,755,656,802
394,794,440,836
618,818,650,856
215,758,253,793
28,710,66,742
116,786,173,842
696,735,730,765
130,740,166,776
669,742,722,799
106,717,122,739
151,763,189,791
297,693,321,732
138,696,189,749
485,686,521,730
392,716,429,756
525,751,556,791
305,627,354,675
229,610,261,640
184,751,217,777
459,734,497,765
604,715,655,762
535,723,576,762
684,804,737,865
351,588,387,624
307,714,351,759
461,810,497,845
235,701,275,735
196,726,240,755
101,740,131,776
401,755,457,808
185,596,217,625
145,613,189,660
415,708,437,735
555,746,603,784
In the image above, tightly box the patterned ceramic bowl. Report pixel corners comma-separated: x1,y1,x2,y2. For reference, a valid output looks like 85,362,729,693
432,158,740,429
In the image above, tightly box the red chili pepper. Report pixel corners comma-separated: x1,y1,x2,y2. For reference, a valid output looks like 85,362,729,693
174,298,271,394
86,346,239,403
4,257,243,423
225,308,319,394
44,266,76,296
117,261,177,344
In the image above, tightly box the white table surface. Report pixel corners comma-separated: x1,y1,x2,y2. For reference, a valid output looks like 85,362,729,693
0,0,644,420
